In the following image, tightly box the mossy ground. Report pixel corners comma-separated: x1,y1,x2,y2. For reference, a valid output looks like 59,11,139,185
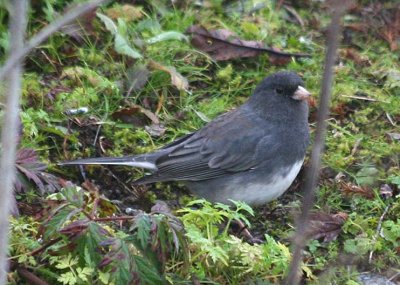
2,1,399,284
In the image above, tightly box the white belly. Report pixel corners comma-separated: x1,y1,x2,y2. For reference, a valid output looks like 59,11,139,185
188,160,304,205
219,160,304,205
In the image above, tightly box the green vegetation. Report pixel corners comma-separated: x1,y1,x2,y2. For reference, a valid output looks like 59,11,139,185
2,0,399,284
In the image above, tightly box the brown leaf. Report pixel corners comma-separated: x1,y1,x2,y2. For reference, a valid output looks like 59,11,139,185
306,212,348,242
60,6,97,42
185,25,310,62
268,48,292,65
379,8,400,51
338,181,375,199
341,48,370,66
344,23,368,33
148,60,189,91
106,4,143,22
59,220,89,235
112,104,166,137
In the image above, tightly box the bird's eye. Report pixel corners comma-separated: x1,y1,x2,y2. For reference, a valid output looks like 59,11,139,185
276,88,283,94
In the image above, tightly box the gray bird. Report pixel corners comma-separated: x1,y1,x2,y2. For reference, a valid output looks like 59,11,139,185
60,71,311,205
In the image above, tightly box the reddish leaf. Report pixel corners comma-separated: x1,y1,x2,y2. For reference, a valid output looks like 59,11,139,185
306,212,348,242
15,148,61,194
185,25,310,62
59,220,89,235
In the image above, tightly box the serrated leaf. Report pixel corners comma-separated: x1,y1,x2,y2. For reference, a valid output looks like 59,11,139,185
98,271,111,284
77,222,110,266
56,254,79,269
133,255,164,284
58,271,77,285
44,206,78,239
15,148,61,194
134,214,151,250
76,267,94,281
62,186,85,208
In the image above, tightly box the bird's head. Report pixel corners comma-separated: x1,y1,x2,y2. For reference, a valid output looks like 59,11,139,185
255,71,311,101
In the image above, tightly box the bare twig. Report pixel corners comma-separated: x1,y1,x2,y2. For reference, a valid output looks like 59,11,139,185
0,0,109,81
368,204,391,263
284,2,352,284
16,267,49,285
0,1,28,283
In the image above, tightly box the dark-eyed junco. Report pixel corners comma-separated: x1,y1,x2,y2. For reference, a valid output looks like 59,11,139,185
60,71,310,205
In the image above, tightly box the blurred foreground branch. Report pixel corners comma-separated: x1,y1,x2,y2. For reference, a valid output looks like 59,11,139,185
284,1,353,284
0,1,28,283
0,0,108,81
0,0,108,282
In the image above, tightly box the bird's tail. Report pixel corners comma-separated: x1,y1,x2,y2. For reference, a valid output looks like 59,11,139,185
58,155,158,171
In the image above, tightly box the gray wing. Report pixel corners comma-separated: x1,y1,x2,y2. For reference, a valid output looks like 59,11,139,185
135,106,279,183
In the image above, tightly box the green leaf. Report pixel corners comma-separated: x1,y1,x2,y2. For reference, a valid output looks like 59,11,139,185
97,13,142,59
108,242,131,285
77,222,108,266
389,175,400,186
133,255,165,285
146,31,188,44
114,34,142,59
98,271,111,284
58,271,78,285
96,13,118,35
134,214,151,250
44,205,78,239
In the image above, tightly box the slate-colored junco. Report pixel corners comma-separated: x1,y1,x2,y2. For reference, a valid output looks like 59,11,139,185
60,71,311,205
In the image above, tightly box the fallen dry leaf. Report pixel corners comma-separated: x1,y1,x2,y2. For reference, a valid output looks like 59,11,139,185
60,6,97,42
106,4,143,22
185,25,310,62
341,48,371,66
379,7,400,51
112,104,166,137
306,212,348,242
387,132,400,141
338,180,375,199
148,60,189,91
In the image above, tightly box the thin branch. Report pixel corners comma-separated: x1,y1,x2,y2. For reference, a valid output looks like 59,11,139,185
284,1,352,284
0,1,28,283
368,204,391,263
0,0,109,81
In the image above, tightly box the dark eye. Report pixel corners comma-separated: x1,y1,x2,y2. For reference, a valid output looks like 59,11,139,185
276,88,283,94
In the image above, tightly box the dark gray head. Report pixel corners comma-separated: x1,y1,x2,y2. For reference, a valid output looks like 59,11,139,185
247,71,310,120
